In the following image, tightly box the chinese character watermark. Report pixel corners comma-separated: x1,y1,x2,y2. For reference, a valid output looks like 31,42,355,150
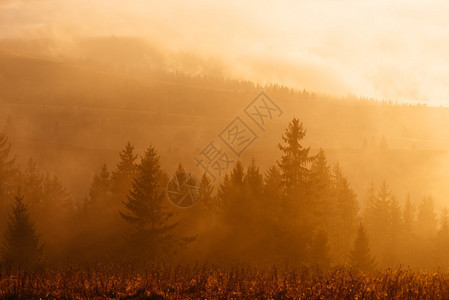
244,92,283,131
194,91,282,184
167,91,282,209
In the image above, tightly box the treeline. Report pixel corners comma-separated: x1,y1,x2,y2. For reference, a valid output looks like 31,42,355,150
0,118,448,270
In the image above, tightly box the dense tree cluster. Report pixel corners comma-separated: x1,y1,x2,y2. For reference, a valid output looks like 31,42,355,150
0,119,448,271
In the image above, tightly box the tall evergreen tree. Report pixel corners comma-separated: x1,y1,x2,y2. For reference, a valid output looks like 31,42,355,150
264,165,282,208
416,195,437,238
278,117,314,194
435,208,449,268
389,196,402,266
364,181,394,267
20,159,44,219
38,173,72,259
414,195,437,268
331,163,359,263
401,194,415,265
111,142,138,205
2,189,42,267
85,164,111,214
402,194,415,239
349,223,375,271
42,173,72,220
120,146,193,262
309,149,333,228
0,133,16,232
197,173,215,212
73,164,115,261
245,158,264,197
264,165,283,261
0,133,15,200
309,229,331,271
276,117,316,264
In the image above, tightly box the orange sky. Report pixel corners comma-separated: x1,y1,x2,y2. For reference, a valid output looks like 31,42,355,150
1,0,449,105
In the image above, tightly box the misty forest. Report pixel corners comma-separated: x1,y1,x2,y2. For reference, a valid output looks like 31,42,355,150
2,111,449,272
4,1,449,298
2,49,449,298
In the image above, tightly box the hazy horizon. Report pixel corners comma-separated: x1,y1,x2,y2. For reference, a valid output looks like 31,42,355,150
2,0,449,106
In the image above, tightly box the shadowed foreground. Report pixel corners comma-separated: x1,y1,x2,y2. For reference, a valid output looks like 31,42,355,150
1,265,449,299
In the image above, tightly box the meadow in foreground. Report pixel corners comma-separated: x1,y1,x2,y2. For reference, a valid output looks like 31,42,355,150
1,264,449,299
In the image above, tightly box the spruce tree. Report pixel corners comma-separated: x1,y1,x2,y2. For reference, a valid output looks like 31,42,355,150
435,208,449,268
264,165,282,208
0,133,15,199
21,159,44,220
309,149,333,229
120,146,193,262
415,195,437,268
389,196,402,266
39,174,72,258
349,223,375,271
331,163,359,263
365,181,393,267
85,164,111,214
111,142,138,205
245,158,263,195
402,194,415,238
0,133,16,232
278,117,313,194
309,229,331,271
264,165,282,258
416,195,437,238
2,189,42,267
276,117,316,264
199,173,214,211
401,194,415,265
42,173,72,220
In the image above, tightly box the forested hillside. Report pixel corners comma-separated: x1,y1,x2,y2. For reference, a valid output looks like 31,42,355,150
1,48,449,207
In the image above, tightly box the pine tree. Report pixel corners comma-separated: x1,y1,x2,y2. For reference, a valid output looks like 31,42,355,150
365,181,394,267
38,173,72,259
402,194,415,239
264,165,282,208
85,164,111,214
216,174,231,209
0,133,16,199
264,165,283,261
415,195,437,268
214,162,264,262
120,146,193,262
111,142,138,205
0,133,16,231
309,229,331,271
199,173,214,211
331,163,359,263
276,118,316,264
244,158,263,231
244,158,276,264
309,149,333,229
401,194,415,265
220,161,246,217
349,223,375,271
21,158,44,217
278,117,314,194
389,196,402,266
435,208,449,268
416,195,437,238
42,173,72,220
244,158,263,200
2,189,42,267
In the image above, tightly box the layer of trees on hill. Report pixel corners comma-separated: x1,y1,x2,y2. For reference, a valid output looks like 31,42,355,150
0,118,448,271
